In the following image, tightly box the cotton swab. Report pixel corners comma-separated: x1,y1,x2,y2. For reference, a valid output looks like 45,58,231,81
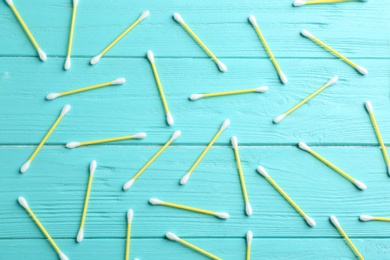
18,197,69,260
77,160,96,243
125,209,133,260
365,101,390,176
301,30,367,75
90,10,150,65
147,51,174,126
246,231,252,260
173,13,227,72
46,78,126,100
5,0,46,61
180,119,230,185
273,76,338,123
330,216,364,260
256,166,316,227
190,86,268,101
294,0,368,7
166,232,222,260
66,132,146,149
360,215,390,222
20,105,71,173
123,131,181,190
298,142,366,190
249,15,287,84
149,198,229,219
231,136,252,216
64,0,78,70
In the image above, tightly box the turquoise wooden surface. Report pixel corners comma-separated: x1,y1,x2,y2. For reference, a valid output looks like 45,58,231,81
1,0,389,259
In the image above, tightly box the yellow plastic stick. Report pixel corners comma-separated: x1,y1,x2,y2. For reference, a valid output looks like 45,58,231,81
231,136,252,216
20,105,71,173
246,231,253,260
90,10,150,65
301,30,367,75
46,78,126,100
77,160,96,243
257,166,316,227
64,0,78,70
147,51,174,126
166,232,221,260
180,119,230,185
273,76,338,124
66,132,146,149
248,15,287,84
123,131,181,190
365,101,390,176
125,209,133,260
18,197,68,260
294,0,367,6
298,142,367,190
173,13,226,72
6,0,46,61
190,86,268,101
330,216,364,260
360,215,390,222
149,198,229,219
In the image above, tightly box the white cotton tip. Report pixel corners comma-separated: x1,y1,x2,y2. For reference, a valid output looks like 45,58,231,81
173,13,184,24
61,104,71,117
123,179,134,191
38,49,47,62
278,71,288,84
326,76,338,86
359,215,374,222
273,114,286,124
293,0,306,6
46,93,60,100
146,50,154,63
20,160,31,173
246,231,253,245
180,172,191,185
220,119,231,131
248,15,257,26
64,57,71,70
76,227,84,243
256,166,269,177
6,0,13,5
245,202,253,216
90,160,97,175
365,100,373,113
298,142,312,152
301,29,313,38
73,0,78,5
149,198,164,205
112,77,126,85
127,209,133,223
66,142,80,149
215,212,230,219
59,252,69,260
231,136,238,149
255,86,268,92
139,10,150,21
167,112,174,126
305,216,316,227
356,66,368,75
90,54,101,65
189,94,203,100
18,197,29,209
388,164,390,176
170,130,181,142
330,215,340,227
217,61,227,72
132,132,147,139
166,232,180,241
354,180,367,190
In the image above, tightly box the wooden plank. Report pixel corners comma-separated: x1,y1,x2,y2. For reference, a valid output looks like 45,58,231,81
2,146,390,239
1,57,389,145
0,0,388,58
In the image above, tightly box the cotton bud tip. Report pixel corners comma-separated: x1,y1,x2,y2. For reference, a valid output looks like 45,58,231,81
293,0,306,6
147,50,155,63
246,202,253,216
139,10,150,21
301,29,313,38
127,209,133,222
279,71,288,84
189,94,203,100
64,57,71,70
90,55,101,65
298,142,311,152
166,232,180,241
20,160,31,173
256,166,269,177
76,228,84,243
231,136,238,149
149,198,163,205
170,130,181,141
305,216,316,227
38,49,47,62
246,231,253,245
133,132,147,139
255,86,268,92
112,78,126,84
123,179,134,190
359,215,374,221
215,212,230,219
248,15,257,26
273,114,286,124
46,93,60,100
61,104,71,117
365,100,373,113
180,172,191,185
90,160,97,174
217,61,227,72
173,13,184,24
330,215,340,227
18,197,29,209
221,119,230,131
66,142,80,149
